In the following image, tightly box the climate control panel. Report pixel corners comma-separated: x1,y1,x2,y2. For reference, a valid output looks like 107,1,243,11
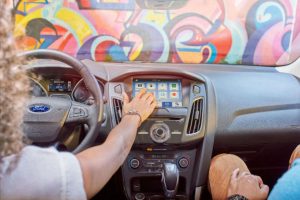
126,151,194,173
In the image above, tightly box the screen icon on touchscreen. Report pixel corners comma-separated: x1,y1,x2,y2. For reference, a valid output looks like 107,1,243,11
147,83,156,90
158,92,167,99
162,102,172,107
170,92,178,98
158,83,168,90
170,83,179,90
136,83,145,89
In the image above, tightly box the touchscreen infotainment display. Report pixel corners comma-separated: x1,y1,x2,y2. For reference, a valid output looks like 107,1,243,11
132,79,183,108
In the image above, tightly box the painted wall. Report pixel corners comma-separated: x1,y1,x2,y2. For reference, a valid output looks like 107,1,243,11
13,0,300,66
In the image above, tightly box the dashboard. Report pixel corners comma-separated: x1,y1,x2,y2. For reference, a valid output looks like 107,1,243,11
25,59,300,200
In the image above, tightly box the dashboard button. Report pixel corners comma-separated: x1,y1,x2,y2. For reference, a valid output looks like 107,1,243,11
114,84,122,94
130,158,140,169
178,157,189,168
193,85,201,94
135,193,145,200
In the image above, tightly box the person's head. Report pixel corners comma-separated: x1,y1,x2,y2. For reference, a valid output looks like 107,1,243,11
0,0,30,159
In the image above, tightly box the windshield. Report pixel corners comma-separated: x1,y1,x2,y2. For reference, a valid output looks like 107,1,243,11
13,0,300,66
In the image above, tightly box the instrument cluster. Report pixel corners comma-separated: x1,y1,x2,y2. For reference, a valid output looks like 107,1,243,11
29,76,104,105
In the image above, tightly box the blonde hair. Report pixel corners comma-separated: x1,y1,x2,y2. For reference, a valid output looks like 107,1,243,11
0,0,30,159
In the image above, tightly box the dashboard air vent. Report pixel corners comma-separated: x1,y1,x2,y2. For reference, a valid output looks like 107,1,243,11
187,99,203,134
112,98,123,124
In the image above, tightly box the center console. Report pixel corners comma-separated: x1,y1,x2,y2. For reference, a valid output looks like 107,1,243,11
109,75,207,200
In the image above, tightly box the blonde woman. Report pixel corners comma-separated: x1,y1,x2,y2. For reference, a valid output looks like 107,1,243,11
0,1,156,199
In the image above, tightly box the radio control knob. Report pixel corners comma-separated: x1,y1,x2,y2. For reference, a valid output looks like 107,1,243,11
150,123,171,143
130,158,140,169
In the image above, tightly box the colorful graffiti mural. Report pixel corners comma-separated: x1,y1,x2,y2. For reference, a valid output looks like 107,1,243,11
13,0,300,66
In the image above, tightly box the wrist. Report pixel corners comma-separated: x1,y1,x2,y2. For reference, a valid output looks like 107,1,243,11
122,110,142,126
122,114,141,127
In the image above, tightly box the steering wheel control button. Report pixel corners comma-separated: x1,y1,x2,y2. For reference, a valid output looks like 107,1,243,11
69,106,88,118
73,108,81,115
114,84,122,94
178,157,189,168
130,158,140,169
135,193,145,200
150,123,171,143
193,85,201,94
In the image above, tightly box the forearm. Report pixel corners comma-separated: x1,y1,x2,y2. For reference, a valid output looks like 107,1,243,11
76,115,140,199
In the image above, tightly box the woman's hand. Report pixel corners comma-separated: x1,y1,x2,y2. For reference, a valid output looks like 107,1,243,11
227,168,269,200
122,88,157,124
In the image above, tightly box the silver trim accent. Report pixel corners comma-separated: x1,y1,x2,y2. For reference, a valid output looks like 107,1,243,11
138,131,149,135
171,131,182,135
194,186,202,200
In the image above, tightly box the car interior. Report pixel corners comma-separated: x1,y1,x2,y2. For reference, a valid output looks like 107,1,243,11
11,0,300,199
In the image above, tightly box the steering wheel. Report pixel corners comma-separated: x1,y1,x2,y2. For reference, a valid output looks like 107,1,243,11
19,49,103,154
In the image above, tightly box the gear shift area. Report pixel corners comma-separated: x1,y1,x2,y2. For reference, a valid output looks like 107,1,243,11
161,162,179,199
124,150,196,200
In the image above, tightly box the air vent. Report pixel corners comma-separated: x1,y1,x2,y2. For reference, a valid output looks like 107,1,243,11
112,98,123,124
187,99,203,134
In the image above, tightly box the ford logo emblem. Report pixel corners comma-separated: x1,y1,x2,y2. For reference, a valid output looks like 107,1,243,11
29,104,50,113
